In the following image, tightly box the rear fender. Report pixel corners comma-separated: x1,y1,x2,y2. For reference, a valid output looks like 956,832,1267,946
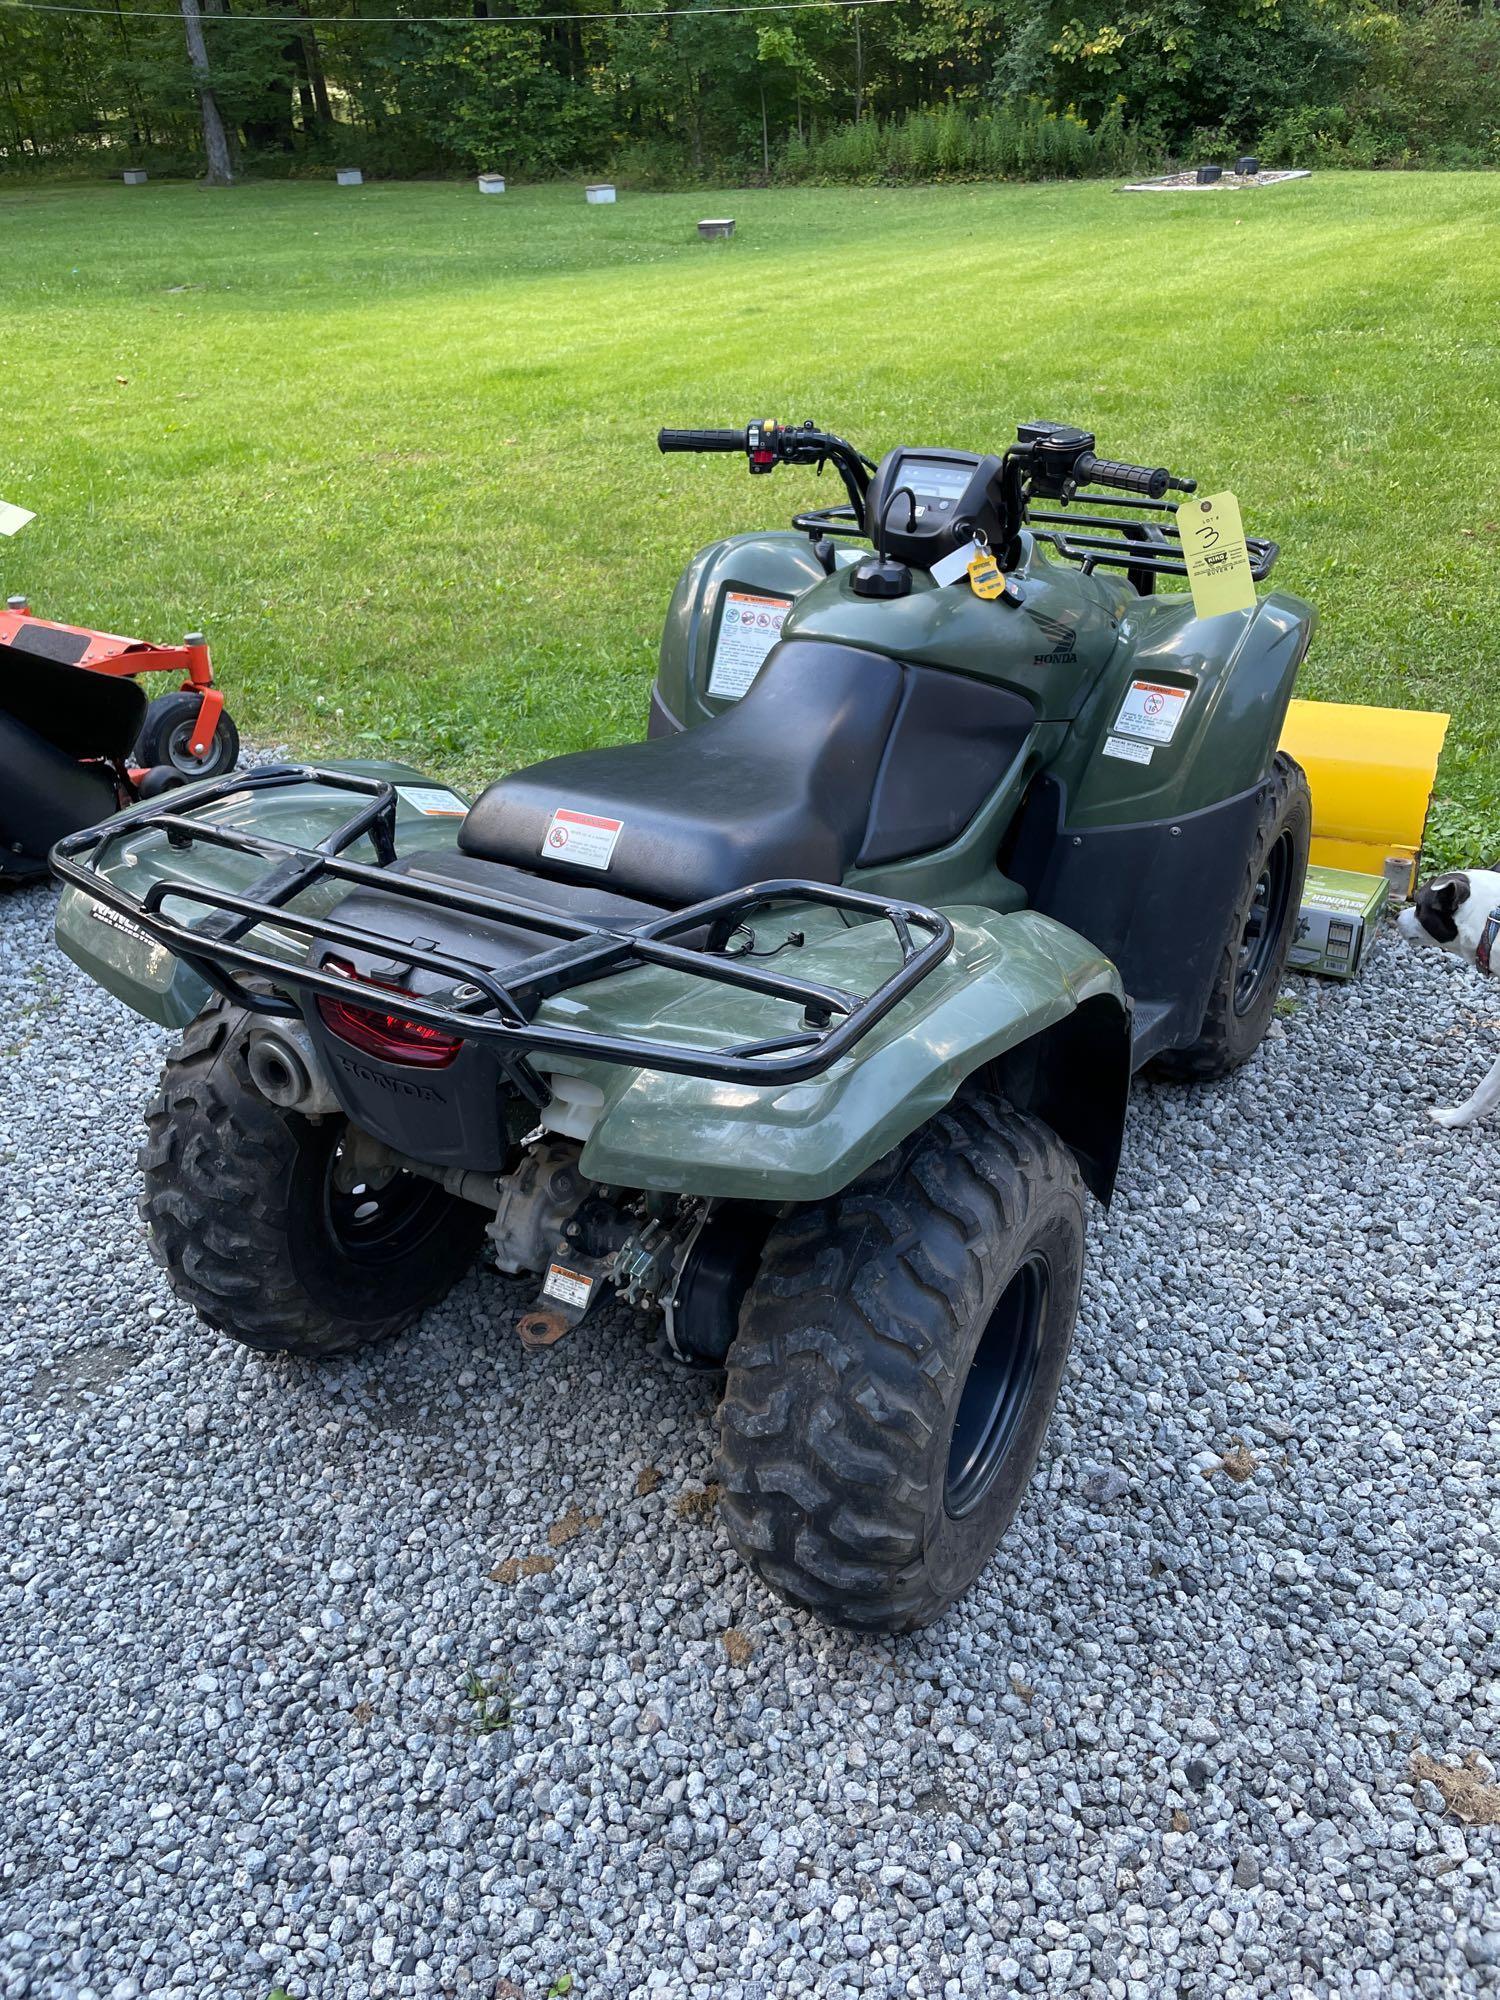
563,906,1129,1205
51,762,467,1029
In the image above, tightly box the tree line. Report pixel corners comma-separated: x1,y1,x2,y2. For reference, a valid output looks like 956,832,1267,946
2,0,1495,185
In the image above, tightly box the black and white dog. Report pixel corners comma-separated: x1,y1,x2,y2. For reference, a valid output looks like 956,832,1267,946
1397,869,1500,1128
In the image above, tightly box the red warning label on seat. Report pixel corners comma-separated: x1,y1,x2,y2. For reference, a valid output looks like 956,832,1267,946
542,806,623,871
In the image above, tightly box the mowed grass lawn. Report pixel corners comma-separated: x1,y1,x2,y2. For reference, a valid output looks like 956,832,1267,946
2,173,1497,860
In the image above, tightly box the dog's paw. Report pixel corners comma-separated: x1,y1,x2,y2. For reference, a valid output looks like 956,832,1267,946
1428,1105,1472,1129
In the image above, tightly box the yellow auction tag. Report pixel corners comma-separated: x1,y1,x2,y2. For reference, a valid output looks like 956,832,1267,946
1175,491,1257,619
968,550,1005,599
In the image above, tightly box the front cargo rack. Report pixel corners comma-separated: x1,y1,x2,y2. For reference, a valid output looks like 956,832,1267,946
788,487,1279,587
51,766,954,1091
1026,487,1279,584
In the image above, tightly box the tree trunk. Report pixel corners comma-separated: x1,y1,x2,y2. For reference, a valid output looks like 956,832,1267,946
298,5,332,124
852,6,864,122
760,81,769,173
180,0,234,182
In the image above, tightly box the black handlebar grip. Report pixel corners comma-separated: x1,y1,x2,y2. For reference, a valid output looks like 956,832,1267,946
1075,454,1172,500
657,428,747,454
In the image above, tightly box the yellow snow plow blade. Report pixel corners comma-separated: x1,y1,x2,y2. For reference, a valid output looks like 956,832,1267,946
1279,699,1450,900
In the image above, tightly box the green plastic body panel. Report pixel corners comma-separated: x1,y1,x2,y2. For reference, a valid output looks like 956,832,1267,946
542,905,1124,1202
52,762,467,1030
781,533,1132,722
654,532,862,729
654,529,1314,917
1043,587,1314,828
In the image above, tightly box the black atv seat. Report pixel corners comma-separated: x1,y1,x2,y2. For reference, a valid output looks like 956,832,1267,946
459,638,1037,907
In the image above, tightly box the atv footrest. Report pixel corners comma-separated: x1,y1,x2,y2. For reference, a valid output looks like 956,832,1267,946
51,765,954,1089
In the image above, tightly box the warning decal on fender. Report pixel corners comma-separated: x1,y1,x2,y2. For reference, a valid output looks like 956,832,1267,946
542,806,622,871
1102,734,1153,765
1113,679,1190,746
397,785,468,818
542,1263,594,1310
707,590,791,701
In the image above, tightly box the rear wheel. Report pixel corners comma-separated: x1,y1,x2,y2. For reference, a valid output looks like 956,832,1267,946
715,1095,1086,1632
141,998,486,1356
1152,752,1311,1083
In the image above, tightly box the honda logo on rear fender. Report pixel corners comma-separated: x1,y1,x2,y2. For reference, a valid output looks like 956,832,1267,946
334,1052,446,1104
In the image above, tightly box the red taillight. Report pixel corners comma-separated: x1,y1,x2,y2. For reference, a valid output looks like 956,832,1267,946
315,958,464,1069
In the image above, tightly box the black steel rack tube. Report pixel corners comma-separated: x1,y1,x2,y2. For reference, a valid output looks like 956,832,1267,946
51,768,955,1089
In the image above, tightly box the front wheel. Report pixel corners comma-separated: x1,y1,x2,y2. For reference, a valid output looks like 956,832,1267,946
133,690,241,780
1152,752,1311,1083
140,998,486,1356
715,1096,1086,1632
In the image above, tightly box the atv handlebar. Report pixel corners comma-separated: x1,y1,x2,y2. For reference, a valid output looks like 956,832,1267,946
658,428,747,454
1074,454,1195,500
656,419,1219,578
660,420,874,521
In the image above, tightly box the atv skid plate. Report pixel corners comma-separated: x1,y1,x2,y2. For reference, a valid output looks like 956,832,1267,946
51,765,955,1092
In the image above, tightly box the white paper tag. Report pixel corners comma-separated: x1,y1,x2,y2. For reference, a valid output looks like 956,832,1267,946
542,806,622,871
708,591,790,700
542,1263,594,1310
397,785,467,818
1113,679,1190,745
930,540,980,588
1102,735,1153,765
0,500,35,537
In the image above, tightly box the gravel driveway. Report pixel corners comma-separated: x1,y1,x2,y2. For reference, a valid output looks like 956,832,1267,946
3,876,1498,2000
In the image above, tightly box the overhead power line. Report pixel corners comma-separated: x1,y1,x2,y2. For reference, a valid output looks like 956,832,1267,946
0,0,908,22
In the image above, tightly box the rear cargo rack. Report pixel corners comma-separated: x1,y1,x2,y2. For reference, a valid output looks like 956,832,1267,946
51,766,954,1091
1027,487,1279,582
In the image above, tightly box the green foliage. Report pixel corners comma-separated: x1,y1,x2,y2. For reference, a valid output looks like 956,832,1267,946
0,0,1492,184
997,0,1363,144
778,99,1144,183
1259,1,1500,168
461,1666,513,1735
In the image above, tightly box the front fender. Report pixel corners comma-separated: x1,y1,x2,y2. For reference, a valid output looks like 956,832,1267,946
565,907,1127,1205
1064,589,1315,828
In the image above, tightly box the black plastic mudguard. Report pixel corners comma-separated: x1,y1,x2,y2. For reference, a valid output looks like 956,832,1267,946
1005,772,1266,1068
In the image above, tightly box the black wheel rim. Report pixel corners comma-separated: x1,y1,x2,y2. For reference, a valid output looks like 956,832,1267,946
322,1139,451,1267
1234,829,1295,1016
165,717,220,774
945,1256,1048,1519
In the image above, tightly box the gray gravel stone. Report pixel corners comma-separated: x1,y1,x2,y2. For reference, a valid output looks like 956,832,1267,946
2,885,1498,2000
1081,1466,1131,1506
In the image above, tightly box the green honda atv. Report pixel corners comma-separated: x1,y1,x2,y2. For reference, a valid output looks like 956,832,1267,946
51,418,1313,1631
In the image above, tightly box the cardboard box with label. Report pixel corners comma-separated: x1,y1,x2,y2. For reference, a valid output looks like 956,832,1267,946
1287,864,1388,980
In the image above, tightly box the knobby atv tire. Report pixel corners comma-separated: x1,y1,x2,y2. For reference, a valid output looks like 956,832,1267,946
140,997,486,1356
716,1096,1086,1632
1152,752,1312,1084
